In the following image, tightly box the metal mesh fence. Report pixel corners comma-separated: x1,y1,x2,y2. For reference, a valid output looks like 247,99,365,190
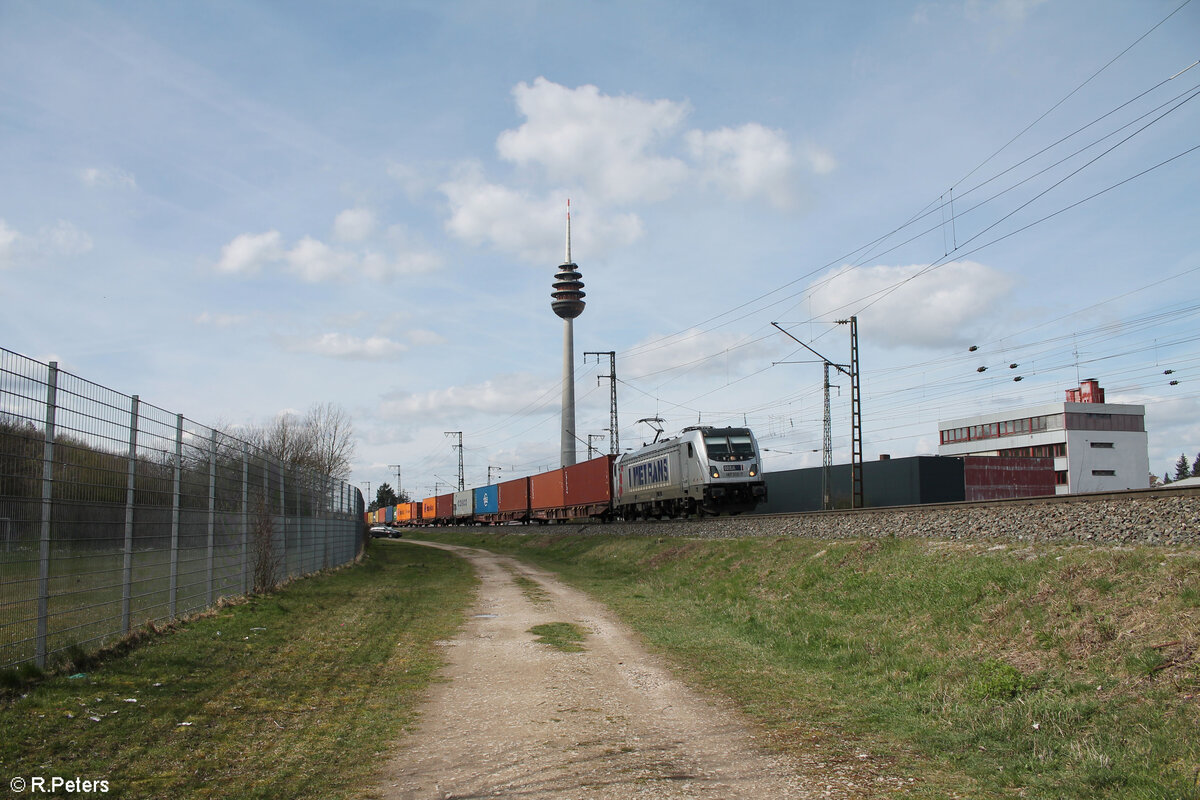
0,348,365,670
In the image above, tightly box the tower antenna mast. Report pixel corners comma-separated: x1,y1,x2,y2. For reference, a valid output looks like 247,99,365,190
551,199,586,467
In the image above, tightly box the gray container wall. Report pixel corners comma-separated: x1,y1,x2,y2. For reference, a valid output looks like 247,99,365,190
756,456,967,514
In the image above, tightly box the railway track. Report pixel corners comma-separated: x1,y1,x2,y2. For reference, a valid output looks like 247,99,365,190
424,484,1200,546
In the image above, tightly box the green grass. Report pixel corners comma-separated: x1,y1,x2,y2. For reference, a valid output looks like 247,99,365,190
510,573,550,605
419,530,1200,800
0,540,476,800
529,622,587,652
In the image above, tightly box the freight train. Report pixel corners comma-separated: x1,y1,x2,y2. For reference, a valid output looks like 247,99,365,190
366,426,767,527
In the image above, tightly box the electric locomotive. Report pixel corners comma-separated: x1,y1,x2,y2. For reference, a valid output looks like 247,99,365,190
613,425,767,519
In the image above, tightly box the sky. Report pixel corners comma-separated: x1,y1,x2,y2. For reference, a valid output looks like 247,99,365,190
2,0,1198,500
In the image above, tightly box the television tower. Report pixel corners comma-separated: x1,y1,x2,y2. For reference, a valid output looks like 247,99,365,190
551,200,585,467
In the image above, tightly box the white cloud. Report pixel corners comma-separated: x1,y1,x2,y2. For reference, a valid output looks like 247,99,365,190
195,311,249,328
0,219,92,267
333,207,376,242
214,222,441,282
283,332,408,360
966,0,1048,22
361,224,443,278
80,166,137,189
497,77,690,204
37,221,93,257
380,373,553,418
440,165,643,263
440,79,833,260
406,329,446,346
808,261,1016,349
799,143,838,175
215,230,283,275
387,161,432,200
0,220,18,267
286,236,355,282
686,123,798,208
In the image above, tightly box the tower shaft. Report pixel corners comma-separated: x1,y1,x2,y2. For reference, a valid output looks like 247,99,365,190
561,319,576,467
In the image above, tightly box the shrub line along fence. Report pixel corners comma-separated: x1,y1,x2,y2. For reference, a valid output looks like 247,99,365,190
0,348,366,670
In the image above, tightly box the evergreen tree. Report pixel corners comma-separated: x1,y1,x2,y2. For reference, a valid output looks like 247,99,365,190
1174,453,1191,482
1192,453,1200,478
375,482,399,509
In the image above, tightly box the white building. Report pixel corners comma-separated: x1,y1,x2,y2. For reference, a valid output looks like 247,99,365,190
937,379,1149,495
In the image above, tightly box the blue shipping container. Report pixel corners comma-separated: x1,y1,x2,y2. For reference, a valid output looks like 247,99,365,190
474,484,500,515
384,505,395,523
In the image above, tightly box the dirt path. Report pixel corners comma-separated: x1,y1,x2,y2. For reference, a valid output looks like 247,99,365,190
372,540,814,799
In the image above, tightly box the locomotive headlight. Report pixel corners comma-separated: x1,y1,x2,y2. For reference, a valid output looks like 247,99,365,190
711,467,720,479
749,464,757,477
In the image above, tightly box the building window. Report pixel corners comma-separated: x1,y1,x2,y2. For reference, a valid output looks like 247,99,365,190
1065,413,1144,432
1090,442,1114,449
1091,469,1116,477
1055,471,1068,485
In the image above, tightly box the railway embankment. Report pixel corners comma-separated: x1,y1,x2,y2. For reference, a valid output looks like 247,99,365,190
509,486,1200,546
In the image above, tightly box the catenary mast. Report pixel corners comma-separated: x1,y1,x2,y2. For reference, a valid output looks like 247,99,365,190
551,200,585,467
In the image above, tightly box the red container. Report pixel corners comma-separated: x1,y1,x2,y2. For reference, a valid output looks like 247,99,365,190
964,456,1055,501
435,493,453,522
495,476,531,522
530,469,565,511
564,454,615,507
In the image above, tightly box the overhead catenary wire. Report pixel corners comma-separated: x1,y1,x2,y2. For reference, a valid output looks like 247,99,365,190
401,6,1198,485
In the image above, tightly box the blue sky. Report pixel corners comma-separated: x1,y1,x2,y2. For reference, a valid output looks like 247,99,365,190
2,0,1198,498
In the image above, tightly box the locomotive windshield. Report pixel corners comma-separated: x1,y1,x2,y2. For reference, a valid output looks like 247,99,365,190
703,430,756,461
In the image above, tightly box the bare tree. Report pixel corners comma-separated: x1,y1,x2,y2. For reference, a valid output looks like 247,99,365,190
264,411,315,467
303,401,354,482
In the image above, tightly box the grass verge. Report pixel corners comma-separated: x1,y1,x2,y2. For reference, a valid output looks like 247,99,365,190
0,540,475,800
528,622,587,653
419,530,1200,800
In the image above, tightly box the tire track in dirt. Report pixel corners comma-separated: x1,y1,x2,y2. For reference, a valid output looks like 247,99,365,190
372,541,814,799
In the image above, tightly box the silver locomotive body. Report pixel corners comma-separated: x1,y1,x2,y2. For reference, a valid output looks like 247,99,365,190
613,426,767,519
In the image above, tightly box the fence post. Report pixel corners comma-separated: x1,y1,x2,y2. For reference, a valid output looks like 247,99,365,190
35,362,58,668
324,484,335,570
241,445,249,595
206,428,216,606
169,413,182,619
277,459,287,579
295,474,303,574
121,395,139,634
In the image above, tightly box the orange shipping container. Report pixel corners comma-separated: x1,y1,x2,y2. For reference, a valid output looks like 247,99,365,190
564,455,615,507
497,476,530,513
529,469,565,511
